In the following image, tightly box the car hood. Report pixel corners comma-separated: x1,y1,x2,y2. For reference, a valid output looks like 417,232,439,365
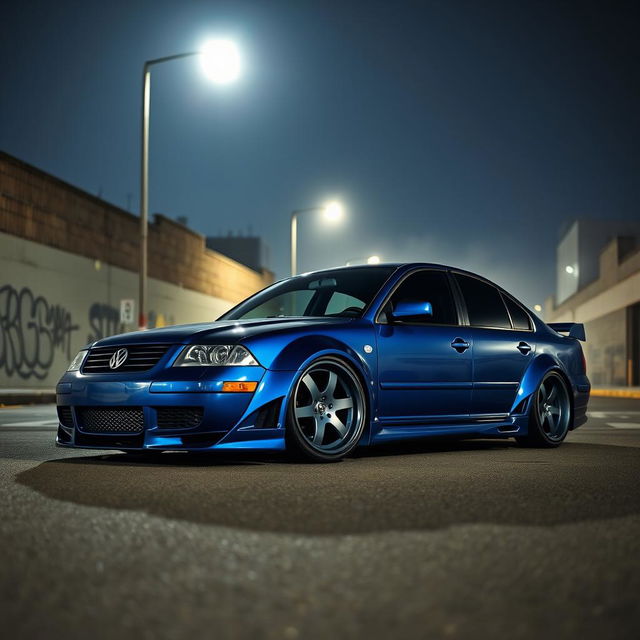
92,317,353,347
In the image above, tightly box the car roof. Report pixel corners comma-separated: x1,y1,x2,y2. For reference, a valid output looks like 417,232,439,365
299,262,468,276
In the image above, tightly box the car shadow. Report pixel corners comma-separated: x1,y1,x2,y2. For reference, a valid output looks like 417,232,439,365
16,439,640,535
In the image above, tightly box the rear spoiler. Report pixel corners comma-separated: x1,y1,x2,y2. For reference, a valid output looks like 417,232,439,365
548,322,586,341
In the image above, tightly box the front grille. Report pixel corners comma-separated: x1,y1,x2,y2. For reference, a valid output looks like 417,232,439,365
156,407,204,430
77,407,144,433
57,406,73,428
82,344,171,373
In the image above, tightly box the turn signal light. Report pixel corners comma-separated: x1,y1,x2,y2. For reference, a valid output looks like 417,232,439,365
222,381,258,393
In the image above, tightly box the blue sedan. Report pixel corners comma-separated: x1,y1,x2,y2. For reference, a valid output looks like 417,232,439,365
56,264,590,462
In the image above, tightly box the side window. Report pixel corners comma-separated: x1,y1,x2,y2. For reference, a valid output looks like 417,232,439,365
454,274,511,329
386,270,458,325
325,292,365,316
502,295,532,330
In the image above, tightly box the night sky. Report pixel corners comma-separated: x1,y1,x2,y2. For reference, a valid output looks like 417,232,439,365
1,0,638,308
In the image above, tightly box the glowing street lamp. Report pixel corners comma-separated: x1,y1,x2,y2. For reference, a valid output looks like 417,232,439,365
290,201,344,276
345,255,381,266
200,39,242,83
138,39,241,328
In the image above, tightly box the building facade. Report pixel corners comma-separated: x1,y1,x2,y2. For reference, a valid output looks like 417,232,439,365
547,220,640,387
0,151,273,388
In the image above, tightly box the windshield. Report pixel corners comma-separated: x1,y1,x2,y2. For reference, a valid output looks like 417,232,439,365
220,266,397,320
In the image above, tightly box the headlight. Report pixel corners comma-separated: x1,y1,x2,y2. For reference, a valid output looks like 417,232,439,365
173,345,260,367
67,350,88,371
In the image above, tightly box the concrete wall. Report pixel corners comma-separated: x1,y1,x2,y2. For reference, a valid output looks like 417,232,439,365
0,231,235,389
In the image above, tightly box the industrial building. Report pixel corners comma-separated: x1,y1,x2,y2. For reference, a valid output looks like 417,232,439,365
547,219,640,387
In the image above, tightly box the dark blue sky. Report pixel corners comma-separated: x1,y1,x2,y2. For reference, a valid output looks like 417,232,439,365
1,0,638,307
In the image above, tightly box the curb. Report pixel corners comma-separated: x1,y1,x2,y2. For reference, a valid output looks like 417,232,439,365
590,389,640,399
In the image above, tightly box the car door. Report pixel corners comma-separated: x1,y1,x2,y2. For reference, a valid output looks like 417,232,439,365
453,273,536,416
375,269,472,422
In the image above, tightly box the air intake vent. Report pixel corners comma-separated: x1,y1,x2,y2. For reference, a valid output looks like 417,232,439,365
57,406,73,428
77,407,144,433
82,344,171,373
156,407,204,430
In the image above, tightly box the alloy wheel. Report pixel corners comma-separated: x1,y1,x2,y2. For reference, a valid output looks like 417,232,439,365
290,359,365,458
536,373,571,442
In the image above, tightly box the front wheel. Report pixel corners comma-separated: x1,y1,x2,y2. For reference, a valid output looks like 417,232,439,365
516,371,572,448
286,357,367,462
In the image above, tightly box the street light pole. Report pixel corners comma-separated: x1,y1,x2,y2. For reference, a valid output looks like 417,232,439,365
139,52,198,330
138,41,241,329
290,207,319,277
290,202,344,276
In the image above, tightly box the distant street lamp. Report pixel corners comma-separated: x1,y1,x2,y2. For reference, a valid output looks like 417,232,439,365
290,201,344,276
345,255,381,266
138,39,241,329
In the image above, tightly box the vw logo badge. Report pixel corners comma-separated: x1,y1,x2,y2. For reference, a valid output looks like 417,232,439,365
109,348,129,370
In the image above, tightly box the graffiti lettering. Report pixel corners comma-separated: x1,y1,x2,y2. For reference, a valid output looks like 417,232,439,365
0,285,79,380
87,303,121,343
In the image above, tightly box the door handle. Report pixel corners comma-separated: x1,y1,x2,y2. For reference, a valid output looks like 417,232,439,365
450,337,470,353
517,341,532,355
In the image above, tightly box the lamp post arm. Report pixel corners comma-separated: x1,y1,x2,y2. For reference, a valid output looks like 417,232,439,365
146,52,199,68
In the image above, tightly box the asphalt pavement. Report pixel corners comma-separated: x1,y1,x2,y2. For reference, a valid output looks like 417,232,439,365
1,397,639,639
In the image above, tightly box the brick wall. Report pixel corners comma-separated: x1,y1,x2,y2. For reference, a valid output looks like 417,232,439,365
0,151,273,304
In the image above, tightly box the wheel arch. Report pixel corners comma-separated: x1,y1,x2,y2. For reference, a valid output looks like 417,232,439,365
513,353,575,427
274,337,375,445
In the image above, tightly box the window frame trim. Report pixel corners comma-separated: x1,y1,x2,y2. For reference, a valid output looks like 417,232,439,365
374,267,464,327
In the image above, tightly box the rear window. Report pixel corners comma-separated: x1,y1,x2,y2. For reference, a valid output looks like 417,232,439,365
502,295,532,331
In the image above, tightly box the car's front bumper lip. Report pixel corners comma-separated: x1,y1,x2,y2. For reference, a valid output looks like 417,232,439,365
56,367,295,451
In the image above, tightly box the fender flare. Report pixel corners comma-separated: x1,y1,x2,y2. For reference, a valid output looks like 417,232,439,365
270,336,376,444
512,353,572,415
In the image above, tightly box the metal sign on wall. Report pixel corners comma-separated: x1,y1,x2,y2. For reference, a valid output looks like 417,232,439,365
120,299,135,325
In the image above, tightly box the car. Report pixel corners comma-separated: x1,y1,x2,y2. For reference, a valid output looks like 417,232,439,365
56,263,591,462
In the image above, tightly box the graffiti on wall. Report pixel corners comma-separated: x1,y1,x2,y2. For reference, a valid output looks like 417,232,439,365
0,285,79,380
87,303,121,343
87,304,176,343
1,284,180,380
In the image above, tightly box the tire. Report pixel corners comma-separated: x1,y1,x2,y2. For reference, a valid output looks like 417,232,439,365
286,357,367,462
516,371,571,448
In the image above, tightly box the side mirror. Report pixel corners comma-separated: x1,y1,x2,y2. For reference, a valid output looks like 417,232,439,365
391,301,433,320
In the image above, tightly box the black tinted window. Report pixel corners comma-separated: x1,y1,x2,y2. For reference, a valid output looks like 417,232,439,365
503,295,532,330
388,270,458,325
455,274,511,329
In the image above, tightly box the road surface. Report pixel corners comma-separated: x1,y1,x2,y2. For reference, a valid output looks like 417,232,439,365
1,397,639,639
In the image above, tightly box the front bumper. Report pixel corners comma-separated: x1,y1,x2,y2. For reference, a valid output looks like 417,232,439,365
55,367,294,452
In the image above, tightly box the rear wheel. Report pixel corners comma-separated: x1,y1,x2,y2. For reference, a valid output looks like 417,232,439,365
516,371,571,448
286,358,366,462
